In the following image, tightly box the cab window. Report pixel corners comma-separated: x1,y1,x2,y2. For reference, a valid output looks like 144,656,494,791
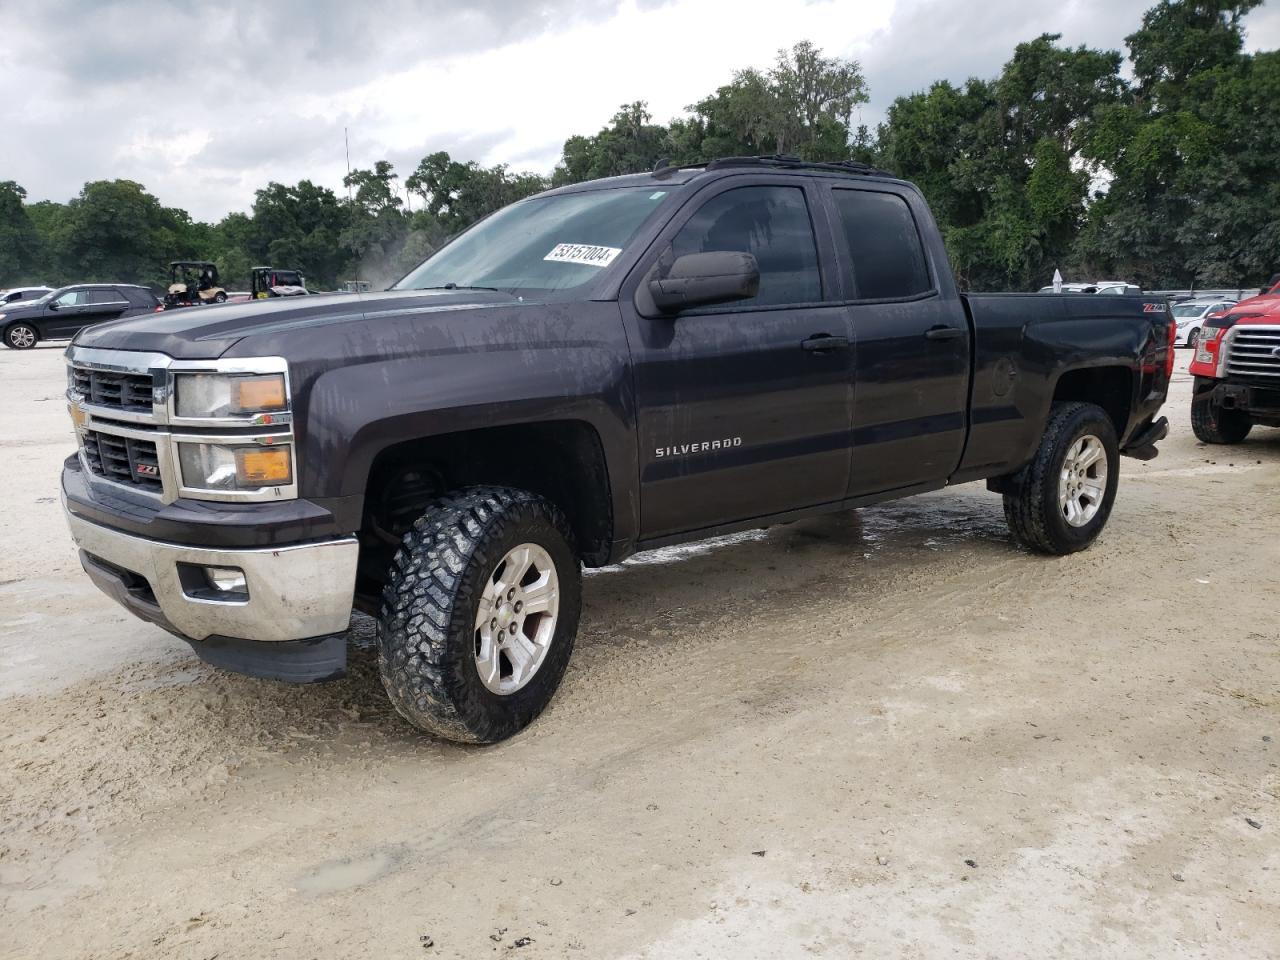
832,189,932,300
670,185,821,307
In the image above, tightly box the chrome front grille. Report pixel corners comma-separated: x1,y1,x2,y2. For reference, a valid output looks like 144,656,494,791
82,430,163,490
1225,326,1280,379
66,346,295,504
70,365,155,411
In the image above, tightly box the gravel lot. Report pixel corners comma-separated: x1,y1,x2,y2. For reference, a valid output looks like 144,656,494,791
1,344,1277,959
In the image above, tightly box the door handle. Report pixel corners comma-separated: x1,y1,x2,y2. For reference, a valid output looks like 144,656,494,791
802,334,850,353
924,325,964,341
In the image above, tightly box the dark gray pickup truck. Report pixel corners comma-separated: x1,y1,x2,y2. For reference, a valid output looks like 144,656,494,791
61,156,1173,742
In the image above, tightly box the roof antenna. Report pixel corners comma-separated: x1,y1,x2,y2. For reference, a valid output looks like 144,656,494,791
652,157,674,179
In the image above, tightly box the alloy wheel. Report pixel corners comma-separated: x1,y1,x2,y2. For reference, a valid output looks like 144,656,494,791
1058,434,1108,527
473,543,560,695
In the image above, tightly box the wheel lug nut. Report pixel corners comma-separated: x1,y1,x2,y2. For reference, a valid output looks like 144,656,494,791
490,618,497,629
509,623,518,635
514,601,523,613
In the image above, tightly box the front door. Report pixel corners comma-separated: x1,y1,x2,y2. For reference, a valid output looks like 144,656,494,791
621,179,854,541
43,290,90,337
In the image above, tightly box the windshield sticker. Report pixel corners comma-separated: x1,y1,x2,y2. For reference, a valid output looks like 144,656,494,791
649,191,667,200
544,243,621,268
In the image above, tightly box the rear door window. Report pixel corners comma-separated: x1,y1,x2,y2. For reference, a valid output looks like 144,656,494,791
832,189,932,300
670,185,821,307
87,289,120,304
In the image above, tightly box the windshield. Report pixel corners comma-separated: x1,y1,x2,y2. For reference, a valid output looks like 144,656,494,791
1173,303,1207,318
395,187,672,297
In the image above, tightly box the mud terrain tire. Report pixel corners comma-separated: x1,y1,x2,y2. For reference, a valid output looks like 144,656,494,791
377,486,581,743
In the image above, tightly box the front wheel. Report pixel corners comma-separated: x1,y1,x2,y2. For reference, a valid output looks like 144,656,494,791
4,323,38,350
213,291,227,303
1186,327,1200,350
1191,390,1251,444
1003,401,1120,555
377,486,581,743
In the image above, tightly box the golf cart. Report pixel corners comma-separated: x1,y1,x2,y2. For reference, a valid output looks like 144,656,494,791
250,266,309,299
165,261,226,309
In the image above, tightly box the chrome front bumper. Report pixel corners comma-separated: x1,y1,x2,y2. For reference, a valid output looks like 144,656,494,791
64,503,358,644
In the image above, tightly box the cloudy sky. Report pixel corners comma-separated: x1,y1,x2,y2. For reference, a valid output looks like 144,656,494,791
3,0,1278,222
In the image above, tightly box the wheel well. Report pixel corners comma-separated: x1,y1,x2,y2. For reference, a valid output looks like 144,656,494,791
1051,367,1132,436
356,420,613,604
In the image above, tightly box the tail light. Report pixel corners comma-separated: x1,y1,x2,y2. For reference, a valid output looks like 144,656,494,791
1165,316,1176,378
154,304,165,313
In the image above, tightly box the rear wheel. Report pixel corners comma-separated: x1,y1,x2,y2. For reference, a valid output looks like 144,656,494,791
1191,389,1251,444
1003,401,1120,555
213,291,227,303
377,486,581,743
4,323,38,350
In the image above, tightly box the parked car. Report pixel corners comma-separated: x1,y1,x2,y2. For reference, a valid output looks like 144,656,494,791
1,283,160,349
60,156,1172,742
1172,297,1237,348
1,286,54,306
1189,298,1280,443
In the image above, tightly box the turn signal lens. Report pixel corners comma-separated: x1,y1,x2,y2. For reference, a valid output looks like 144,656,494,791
232,375,287,412
235,447,292,484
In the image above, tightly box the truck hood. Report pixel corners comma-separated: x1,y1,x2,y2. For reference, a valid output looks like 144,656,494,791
1224,288,1280,316
1228,302,1280,325
70,289,519,359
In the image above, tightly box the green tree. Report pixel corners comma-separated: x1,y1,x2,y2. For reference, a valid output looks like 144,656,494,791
0,182,42,283
1077,0,1270,287
876,34,1124,290
406,152,547,233
54,180,191,287
552,102,675,185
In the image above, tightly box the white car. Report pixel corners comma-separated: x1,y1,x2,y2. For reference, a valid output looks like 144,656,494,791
1172,298,1236,347
0,286,53,305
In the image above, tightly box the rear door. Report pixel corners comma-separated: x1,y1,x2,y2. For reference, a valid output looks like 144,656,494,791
81,288,132,329
620,177,854,540
827,185,970,496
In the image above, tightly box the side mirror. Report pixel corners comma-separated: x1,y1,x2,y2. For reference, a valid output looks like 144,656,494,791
648,251,760,314
47,301,59,310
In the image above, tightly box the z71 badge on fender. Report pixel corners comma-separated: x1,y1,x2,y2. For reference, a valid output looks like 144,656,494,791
655,437,742,458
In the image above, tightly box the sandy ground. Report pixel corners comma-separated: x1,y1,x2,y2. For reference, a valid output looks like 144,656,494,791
1,344,1277,960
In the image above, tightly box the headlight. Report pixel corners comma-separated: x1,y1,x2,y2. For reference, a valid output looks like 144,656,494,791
175,373,287,418
178,441,293,491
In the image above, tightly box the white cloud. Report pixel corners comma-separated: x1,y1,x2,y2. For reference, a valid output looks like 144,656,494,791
1,0,1275,221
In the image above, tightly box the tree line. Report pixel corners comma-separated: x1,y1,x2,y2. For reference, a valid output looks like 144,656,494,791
0,0,1274,293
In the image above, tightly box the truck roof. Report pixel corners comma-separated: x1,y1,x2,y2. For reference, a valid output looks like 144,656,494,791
539,154,909,198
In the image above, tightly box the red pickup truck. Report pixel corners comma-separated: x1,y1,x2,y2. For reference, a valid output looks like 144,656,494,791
1189,281,1280,442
